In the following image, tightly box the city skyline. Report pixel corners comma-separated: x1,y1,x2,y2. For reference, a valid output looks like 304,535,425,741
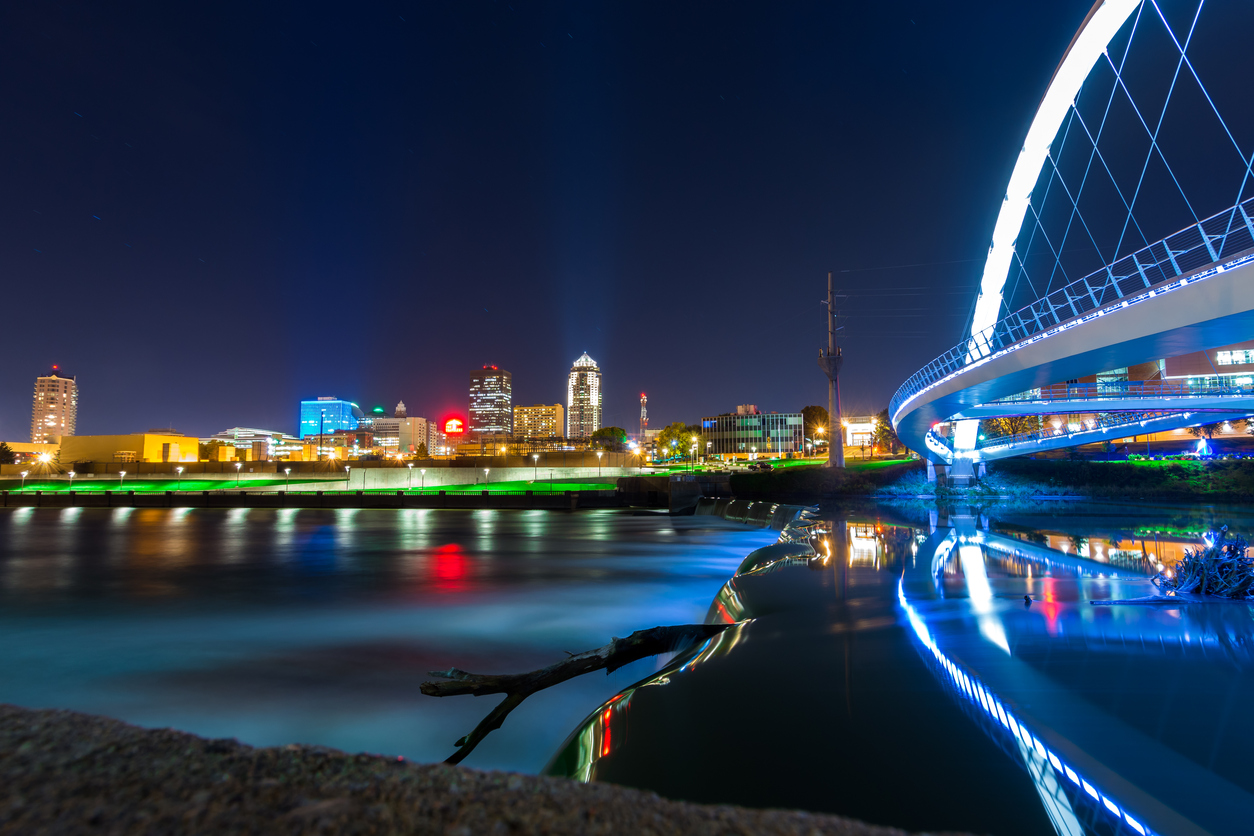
0,3,1097,441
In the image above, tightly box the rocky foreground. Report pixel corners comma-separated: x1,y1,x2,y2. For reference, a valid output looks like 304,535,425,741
0,704,970,835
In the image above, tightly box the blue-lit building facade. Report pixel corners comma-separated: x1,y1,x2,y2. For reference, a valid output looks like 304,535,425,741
299,397,365,439
701,408,804,458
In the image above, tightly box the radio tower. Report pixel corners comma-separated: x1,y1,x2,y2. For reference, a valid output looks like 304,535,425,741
639,393,648,441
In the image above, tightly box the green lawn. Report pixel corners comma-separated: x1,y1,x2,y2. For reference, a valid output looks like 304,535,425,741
0,477,614,494
0,478,322,493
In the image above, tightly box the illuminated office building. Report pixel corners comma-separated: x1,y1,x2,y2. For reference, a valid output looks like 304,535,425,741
566,353,602,439
514,404,564,438
31,368,77,444
700,408,803,457
298,397,363,438
469,365,512,435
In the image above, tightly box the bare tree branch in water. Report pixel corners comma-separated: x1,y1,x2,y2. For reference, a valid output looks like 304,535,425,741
421,623,733,764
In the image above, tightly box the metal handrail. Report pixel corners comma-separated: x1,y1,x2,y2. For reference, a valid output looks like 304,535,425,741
975,411,1180,451
891,195,1254,421
987,380,1254,404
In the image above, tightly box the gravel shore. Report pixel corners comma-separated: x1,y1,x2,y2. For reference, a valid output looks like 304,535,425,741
1,704,970,835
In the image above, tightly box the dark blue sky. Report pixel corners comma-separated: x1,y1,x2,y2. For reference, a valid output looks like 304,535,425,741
1,1,1095,438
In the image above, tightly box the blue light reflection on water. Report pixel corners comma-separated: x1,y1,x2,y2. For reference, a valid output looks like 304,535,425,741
899,579,1149,835
0,507,777,772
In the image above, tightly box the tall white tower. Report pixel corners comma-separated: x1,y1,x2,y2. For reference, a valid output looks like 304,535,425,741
31,367,78,443
566,353,602,439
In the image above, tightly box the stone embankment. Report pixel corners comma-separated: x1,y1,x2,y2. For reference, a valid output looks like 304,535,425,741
0,704,969,836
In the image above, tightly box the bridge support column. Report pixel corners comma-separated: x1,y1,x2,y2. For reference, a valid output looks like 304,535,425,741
977,462,986,479
949,458,975,487
926,460,936,483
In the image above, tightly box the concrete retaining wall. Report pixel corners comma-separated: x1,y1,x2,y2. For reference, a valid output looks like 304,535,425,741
693,496,808,530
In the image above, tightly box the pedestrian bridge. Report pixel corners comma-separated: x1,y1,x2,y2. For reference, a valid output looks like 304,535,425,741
889,0,1254,467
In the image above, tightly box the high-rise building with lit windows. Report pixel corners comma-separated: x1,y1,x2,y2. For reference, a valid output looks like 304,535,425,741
31,368,77,443
566,353,602,439
469,365,512,435
514,404,564,438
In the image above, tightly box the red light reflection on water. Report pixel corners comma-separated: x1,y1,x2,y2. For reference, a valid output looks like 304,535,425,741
1040,578,1060,635
429,543,469,593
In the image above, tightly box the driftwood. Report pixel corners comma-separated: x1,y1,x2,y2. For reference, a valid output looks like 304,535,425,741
421,623,733,764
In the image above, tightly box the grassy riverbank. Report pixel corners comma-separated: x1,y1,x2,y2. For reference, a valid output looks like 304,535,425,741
730,459,921,501
876,458,1254,501
0,704,958,836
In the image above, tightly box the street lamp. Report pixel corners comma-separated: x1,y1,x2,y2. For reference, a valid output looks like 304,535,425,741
345,465,351,488
596,450,602,477
751,446,757,461
20,471,28,491
68,471,75,490
532,453,539,480
484,468,490,485
119,470,126,488
407,463,413,490
420,468,426,491
234,461,242,487
285,467,291,490
176,466,184,491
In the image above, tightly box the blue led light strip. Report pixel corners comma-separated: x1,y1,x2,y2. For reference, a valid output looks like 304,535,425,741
897,579,1153,835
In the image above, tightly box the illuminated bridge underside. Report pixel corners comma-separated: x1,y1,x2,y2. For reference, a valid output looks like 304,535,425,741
895,254,1254,463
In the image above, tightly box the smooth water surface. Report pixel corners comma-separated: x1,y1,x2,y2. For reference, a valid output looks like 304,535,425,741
0,507,776,772
4,501,1252,835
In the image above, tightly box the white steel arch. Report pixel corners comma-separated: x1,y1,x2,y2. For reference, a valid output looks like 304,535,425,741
951,0,1142,455
968,0,1141,346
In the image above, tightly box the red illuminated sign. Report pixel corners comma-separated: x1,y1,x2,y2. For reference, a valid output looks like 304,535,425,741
444,418,465,435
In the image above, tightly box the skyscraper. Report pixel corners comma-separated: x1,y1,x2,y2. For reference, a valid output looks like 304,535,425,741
566,353,602,439
31,367,78,443
468,365,512,435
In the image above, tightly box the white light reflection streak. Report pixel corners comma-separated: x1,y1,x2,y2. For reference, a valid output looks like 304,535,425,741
958,544,1011,654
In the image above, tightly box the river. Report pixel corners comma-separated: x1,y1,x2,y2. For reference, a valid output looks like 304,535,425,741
2,501,1251,835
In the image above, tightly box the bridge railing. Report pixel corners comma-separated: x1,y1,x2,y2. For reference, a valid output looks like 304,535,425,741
987,380,1254,405
974,411,1178,452
891,195,1254,420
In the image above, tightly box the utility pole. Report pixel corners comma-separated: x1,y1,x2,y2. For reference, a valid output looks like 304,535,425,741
817,271,845,468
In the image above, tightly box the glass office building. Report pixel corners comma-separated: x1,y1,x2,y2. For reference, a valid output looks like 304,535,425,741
299,397,364,439
469,365,513,435
701,410,804,457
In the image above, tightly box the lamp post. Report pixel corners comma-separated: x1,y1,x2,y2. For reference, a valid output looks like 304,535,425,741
345,465,351,489
751,446,757,461
176,466,184,491
533,453,539,481
420,468,426,492
20,471,28,491
689,444,696,473
484,468,490,486
119,470,126,488
285,467,291,490
407,463,413,490
68,471,75,490
596,450,602,477
234,462,242,488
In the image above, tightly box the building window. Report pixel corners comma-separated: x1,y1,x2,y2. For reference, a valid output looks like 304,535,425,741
1216,349,1254,366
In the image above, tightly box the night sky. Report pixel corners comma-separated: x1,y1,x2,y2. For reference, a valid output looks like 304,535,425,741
1,1,1096,438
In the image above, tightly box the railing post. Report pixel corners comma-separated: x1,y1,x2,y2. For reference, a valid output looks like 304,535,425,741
1199,222,1219,262
1132,252,1152,288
